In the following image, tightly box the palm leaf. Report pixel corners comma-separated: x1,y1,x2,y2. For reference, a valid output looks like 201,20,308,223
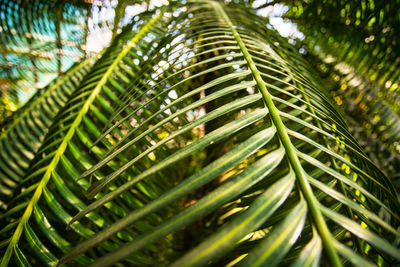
333,67,400,181
1,10,164,266
1,1,400,266
0,58,94,209
283,0,400,91
301,39,400,186
280,0,400,180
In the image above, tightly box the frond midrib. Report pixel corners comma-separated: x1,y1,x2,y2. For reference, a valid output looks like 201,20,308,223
210,1,341,266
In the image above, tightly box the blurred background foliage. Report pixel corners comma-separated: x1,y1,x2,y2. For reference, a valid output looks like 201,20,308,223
268,0,400,187
0,0,90,117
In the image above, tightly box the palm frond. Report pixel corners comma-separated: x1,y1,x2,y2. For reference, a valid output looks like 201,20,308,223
0,9,165,266
332,67,400,178
283,0,400,90
300,41,400,186
0,57,94,210
1,1,399,266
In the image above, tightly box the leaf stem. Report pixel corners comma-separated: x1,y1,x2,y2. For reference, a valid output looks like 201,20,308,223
210,1,341,266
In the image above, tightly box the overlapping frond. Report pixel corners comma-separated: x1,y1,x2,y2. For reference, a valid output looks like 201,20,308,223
284,0,400,91
331,66,400,180
279,0,400,186
1,1,399,266
0,58,94,210
0,9,168,266
301,44,400,186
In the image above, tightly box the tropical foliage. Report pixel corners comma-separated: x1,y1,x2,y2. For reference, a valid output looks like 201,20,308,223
1,1,400,266
281,0,400,187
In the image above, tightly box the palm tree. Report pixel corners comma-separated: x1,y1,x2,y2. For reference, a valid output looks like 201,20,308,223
1,1,399,266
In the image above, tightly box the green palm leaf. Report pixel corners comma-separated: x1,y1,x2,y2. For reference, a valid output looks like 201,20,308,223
1,1,399,266
280,0,400,182
0,58,94,208
1,10,164,266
